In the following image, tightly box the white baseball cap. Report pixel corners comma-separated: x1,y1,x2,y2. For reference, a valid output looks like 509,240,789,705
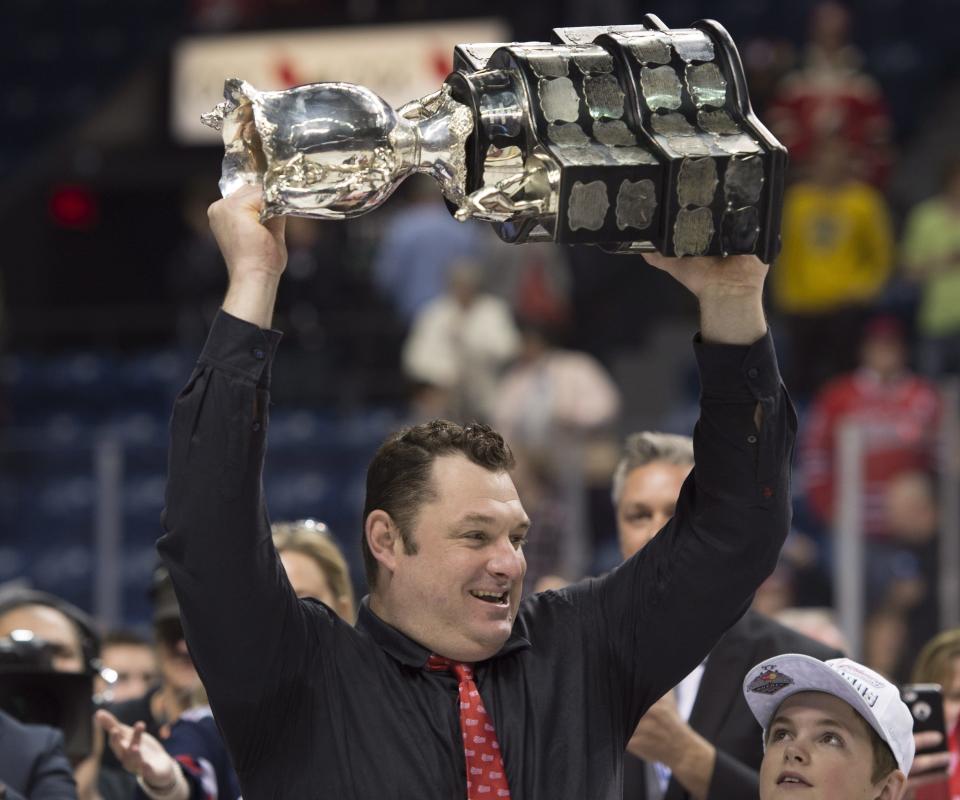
742,653,915,775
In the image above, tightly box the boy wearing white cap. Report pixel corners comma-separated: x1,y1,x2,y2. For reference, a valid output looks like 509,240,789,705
743,654,915,800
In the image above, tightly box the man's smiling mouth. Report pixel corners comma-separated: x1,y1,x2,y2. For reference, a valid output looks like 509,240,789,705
470,590,509,605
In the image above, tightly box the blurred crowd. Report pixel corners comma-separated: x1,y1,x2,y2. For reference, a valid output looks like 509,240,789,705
2,0,960,798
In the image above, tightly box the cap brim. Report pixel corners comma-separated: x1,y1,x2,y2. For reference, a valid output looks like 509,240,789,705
743,654,887,750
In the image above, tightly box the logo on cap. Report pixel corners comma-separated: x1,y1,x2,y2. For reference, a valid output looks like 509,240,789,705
748,666,795,695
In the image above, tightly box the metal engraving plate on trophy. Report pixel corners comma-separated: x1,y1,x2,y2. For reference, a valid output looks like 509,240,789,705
203,14,786,261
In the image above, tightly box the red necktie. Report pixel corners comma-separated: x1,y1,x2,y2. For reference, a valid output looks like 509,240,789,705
427,655,512,799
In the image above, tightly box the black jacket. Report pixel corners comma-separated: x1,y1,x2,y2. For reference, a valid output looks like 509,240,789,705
0,710,76,800
623,609,844,800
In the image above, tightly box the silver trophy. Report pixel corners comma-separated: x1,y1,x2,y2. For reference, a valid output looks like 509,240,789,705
203,15,786,260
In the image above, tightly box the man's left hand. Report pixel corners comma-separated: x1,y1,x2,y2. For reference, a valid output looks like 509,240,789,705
643,253,768,346
643,253,768,301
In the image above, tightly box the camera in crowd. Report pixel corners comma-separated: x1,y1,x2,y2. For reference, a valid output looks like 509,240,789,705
0,629,96,760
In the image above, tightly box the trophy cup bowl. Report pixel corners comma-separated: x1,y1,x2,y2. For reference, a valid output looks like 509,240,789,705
204,15,787,261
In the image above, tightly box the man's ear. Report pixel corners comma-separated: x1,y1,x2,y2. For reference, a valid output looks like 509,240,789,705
366,510,401,575
874,769,906,800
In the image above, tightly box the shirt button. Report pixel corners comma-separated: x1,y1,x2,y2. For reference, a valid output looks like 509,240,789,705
252,421,262,432
747,367,759,379
747,434,758,444
252,347,265,360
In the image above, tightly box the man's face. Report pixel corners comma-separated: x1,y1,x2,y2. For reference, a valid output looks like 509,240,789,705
0,604,85,672
98,643,157,702
759,692,889,800
617,461,691,559
377,454,529,663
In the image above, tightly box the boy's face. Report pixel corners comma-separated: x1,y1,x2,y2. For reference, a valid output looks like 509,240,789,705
759,692,899,800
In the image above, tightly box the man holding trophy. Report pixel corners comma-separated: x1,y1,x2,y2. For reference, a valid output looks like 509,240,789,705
160,18,796,799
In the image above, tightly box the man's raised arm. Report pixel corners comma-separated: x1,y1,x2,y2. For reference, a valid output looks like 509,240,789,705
580,252,794,744
158,188,324,762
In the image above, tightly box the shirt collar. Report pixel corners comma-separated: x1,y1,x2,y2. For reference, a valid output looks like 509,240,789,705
356,596,532,668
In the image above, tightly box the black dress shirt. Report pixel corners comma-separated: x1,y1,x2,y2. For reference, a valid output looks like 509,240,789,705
159,310,796,800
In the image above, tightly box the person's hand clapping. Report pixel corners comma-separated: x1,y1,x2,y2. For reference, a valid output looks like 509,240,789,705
94,709,185,798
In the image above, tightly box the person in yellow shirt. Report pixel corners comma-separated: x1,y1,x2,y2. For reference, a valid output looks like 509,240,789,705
901,158,960,376
773,136,894,397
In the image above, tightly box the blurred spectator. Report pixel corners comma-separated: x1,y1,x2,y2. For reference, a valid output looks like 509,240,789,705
767,0,893,186
509,449,573,594
372,176,492,324
494,320,620,579
772,137,895,397
0,591,98,674
753,526,835,613
902,158,960,376
272,519,357,622
802,321,941,681
96,520,355,800
883,471,942,677
402,259,519,422
741,35,797,116
802,316,940,542
751,562,797,618
856,471,941,682
773,607,851,653
0,707,77,799
910,628,960,800
99,568,203,799
611,432,842,800
0,589,103,800
487,242,572,330
95,630,157,704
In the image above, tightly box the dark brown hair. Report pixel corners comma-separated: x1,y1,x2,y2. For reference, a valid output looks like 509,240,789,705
865,723,898,783
361,420,515,589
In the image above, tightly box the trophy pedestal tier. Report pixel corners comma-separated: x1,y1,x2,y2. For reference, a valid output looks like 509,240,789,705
449,16,786,260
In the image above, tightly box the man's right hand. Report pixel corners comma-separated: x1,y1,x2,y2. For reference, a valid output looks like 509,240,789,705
208,184,288,329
